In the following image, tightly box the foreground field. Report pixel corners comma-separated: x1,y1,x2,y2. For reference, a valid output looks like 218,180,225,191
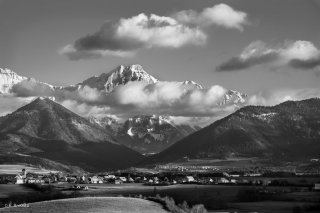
1,183,320,212
0,197,169,213
0,185,34,198
228,201,319,213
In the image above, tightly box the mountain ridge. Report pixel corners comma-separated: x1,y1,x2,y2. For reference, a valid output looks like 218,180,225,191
90,114,201,154
0,64,248,156
0,97,144,172
142,98,320,165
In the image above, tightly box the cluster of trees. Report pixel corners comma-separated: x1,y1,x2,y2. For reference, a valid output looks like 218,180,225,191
147,194,207,213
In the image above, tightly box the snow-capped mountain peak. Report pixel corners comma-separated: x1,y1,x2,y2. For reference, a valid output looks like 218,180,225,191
78,64,158,93
0,68,27,94
217,89,247,106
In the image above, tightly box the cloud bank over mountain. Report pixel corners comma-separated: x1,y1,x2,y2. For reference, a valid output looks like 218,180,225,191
60,4,248,60
6,78,320,126
10,80,240,118
1,65,320,127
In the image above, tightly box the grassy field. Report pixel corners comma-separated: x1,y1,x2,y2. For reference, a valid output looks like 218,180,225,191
227,201,320,213
68,183,320,211
1,183,320,212
0,197,169,213
0,185,35,198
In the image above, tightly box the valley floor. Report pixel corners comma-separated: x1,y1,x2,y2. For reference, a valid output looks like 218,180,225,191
1,183,320,212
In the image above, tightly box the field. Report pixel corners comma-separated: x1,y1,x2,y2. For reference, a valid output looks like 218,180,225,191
1,182,320,212
0,185,35,198
53,182,319,211
0,197,169,213
228,201,319,213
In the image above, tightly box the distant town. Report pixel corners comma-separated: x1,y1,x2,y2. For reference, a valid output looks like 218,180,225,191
1,162,319,191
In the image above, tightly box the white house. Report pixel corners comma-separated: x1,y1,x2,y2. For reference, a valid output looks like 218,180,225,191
218,178,229,184
89,176,102,184
105,175,116,179
230,179,237,184
119,177,127,182
184,176,195,183
115,179,123,184
15,174,24,184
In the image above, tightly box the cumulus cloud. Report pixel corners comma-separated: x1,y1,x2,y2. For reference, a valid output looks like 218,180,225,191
9,79,240,118
174,3,248,31
4,79,320,126
61,4,248,60
61,13,206,60
105,81,237,117
59,87,320,127
11,79,55,97
60,99,112,118
116,14,206,48
217,40,320,71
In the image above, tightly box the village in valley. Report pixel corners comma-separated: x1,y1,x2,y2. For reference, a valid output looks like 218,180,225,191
1,163,319,190
0,162,320,212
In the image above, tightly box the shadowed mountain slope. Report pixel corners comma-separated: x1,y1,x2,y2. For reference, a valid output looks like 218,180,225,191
0,98,144,172
143,98,320,164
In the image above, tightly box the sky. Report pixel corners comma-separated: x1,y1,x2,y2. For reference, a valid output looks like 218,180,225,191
1,0,320,124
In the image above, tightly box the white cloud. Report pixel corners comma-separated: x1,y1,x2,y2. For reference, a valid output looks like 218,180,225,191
61,4,248,60
60,99,112,118
60,13,206,60
8,78,240,118
281,40,320,61
175,3,248,31
3,81,320,127
217,40,320,71
104,81,239,117
11,79,55,97
115,13,206,48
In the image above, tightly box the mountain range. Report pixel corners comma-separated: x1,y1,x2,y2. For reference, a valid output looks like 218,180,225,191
0,65,247,154
144,98,320,165
1,65,320,172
